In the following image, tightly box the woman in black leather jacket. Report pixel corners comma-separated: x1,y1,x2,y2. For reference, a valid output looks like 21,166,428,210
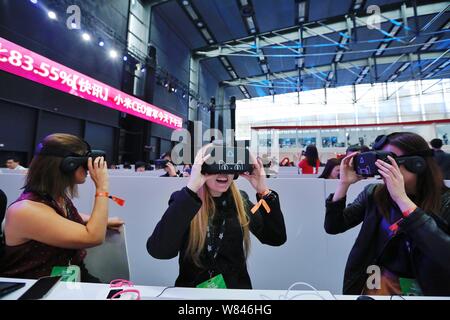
325,132,450,296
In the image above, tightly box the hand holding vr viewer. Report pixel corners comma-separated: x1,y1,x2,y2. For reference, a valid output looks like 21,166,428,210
187,143,269,196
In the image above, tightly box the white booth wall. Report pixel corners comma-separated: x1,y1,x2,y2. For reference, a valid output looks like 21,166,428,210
1,172,449,294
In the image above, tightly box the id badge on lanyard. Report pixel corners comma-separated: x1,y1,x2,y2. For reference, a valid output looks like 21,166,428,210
196,217,227,289
196,273,227,289
51,262,81,282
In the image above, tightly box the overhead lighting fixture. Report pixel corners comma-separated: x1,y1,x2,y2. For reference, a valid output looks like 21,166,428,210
297,1,307,23
182,0,189,5
184,4,199,20
109,50,118,59
334,51,344,63
327,71,334,81
389,24,401,37
420,36,439,51
375,43,388,56
388,73,398,82
424,72,435,79
353,0,364,11
246,17,256,34
361,66,370,75
440,60,450,68
196,21,204,28
30,0,38,4
230,70,238,79
200,29,214,42
48,11,57,20
123,55,128,62
261,63,269,73
220,57,230,67
82,33,91,41
398,62,411,73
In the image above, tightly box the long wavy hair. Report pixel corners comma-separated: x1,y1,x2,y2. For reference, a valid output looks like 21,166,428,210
305,145,319,167
374,132,447,219
24,133,88,200
186,182,250,267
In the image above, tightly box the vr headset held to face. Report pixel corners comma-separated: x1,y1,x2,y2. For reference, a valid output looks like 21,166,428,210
353,134,433,177
353,151,429,177
200,141,254,180
36,140,106,173
35,140,125,206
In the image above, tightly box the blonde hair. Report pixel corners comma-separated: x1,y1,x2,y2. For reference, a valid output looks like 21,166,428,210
186,182,250,267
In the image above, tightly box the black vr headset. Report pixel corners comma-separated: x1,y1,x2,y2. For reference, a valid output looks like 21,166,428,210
353,134,432,177
154,152,176,170
36,140,106,173
201,144,253,180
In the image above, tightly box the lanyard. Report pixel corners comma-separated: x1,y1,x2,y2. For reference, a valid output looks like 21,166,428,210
206,215,226,277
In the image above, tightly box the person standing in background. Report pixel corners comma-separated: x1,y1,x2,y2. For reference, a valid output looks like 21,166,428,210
430,138,450,180
298,145,320,174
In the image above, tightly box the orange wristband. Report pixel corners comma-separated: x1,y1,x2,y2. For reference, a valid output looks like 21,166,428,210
95,192,110,198
258,189,271,198
402,206,416,217
95,192,125,206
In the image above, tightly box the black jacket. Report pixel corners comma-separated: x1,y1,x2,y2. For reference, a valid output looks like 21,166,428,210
325,184,450,296
147,187,287,289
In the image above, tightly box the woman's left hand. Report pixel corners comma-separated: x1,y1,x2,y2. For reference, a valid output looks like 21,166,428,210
375,156,410,206
240,152,269,194
107,217,125,231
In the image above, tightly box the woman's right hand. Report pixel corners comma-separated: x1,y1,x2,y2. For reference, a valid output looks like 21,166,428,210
339,152,362,186
88,156,109,192
187,143,215,193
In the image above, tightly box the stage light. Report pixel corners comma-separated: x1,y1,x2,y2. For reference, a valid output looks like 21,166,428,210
123,55,128,62
82,33,91,41
48,11,57,20
109,50,118,59
98,39,105,47
30,0,38,4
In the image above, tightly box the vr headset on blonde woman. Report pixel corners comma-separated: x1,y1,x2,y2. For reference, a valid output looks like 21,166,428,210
200,141,254,180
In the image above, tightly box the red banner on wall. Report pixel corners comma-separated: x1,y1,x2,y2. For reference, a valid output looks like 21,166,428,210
0,36,183,129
